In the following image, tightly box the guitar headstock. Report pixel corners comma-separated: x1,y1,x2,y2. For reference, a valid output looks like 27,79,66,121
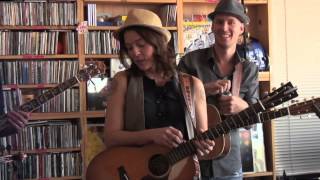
288,97,320,118
261,82,298,109
78,62,106,81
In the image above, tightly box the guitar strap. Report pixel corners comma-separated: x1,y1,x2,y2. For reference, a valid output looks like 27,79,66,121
231,62,243,97
179,73,196,124
178,73,200,179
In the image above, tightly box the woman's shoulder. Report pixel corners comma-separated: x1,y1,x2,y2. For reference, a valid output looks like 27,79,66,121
112,70,129,90
113,70,128,80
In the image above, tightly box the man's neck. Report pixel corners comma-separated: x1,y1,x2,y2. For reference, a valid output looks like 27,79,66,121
213,45,237,77
213,45,237,64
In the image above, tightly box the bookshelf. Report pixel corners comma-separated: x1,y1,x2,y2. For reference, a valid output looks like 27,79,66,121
0,0,273,179
0,1,82,179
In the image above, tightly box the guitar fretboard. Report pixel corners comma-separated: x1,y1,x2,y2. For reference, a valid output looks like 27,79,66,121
165,100,265,165
18,65,99,113
19,77,79,112
163,82,299,165
260,107,290,123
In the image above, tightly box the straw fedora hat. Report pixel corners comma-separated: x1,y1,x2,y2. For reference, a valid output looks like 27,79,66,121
114,9,171,42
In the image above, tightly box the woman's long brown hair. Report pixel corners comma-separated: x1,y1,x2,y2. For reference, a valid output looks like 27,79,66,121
118,26,176,78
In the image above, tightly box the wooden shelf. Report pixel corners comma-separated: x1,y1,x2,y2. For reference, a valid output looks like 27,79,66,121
183,0,267,4
16,147,81,154
0,55,78,60
85,54,119,59
0,25,77,30
25,176,82,180
30,112,81,120
88,26,118,31
88,26,177,31
243,171,274,178
259,71,270,81
84,0,176,3
165,26,178,31
3,84,79,89
86,110,105,118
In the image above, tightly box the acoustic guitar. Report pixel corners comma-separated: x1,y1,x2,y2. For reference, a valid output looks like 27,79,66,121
86,82,299,180
202,82,298,160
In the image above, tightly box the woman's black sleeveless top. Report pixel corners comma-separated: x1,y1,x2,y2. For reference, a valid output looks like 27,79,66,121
143,75,188,138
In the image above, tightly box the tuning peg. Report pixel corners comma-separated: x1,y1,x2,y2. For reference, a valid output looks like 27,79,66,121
312,103,320,118
291,99,297,104
280,82,285,86
244,7,249,14
262,91,269,98
272,87,277,91
244,32,250,39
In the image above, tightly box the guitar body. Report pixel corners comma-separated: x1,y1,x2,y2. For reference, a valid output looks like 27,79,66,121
203,104,231,160
220,130,231,158
86,144,195,180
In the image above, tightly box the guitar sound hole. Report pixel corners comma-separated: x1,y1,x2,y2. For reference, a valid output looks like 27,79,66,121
148,154,170,177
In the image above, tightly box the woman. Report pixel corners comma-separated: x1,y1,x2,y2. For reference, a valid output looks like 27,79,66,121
106,8,214,158
87,9,215,180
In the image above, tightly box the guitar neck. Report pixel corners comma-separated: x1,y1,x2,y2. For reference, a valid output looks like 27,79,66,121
19,76,79,113
259,107,290,123
165,103,310,165
165,100,266,165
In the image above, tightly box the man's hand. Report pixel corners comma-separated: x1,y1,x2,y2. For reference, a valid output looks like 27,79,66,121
218,95,249,115
7,111,30,131
204,79,231,96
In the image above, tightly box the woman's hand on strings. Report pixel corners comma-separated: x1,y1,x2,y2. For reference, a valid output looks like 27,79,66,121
151,126,184,148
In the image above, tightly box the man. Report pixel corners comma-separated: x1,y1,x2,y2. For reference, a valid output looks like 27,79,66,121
0,111,29,137
178,0,259,179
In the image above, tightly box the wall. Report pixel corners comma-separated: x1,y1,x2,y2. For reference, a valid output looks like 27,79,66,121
269,0,320,176
270,0,320,97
